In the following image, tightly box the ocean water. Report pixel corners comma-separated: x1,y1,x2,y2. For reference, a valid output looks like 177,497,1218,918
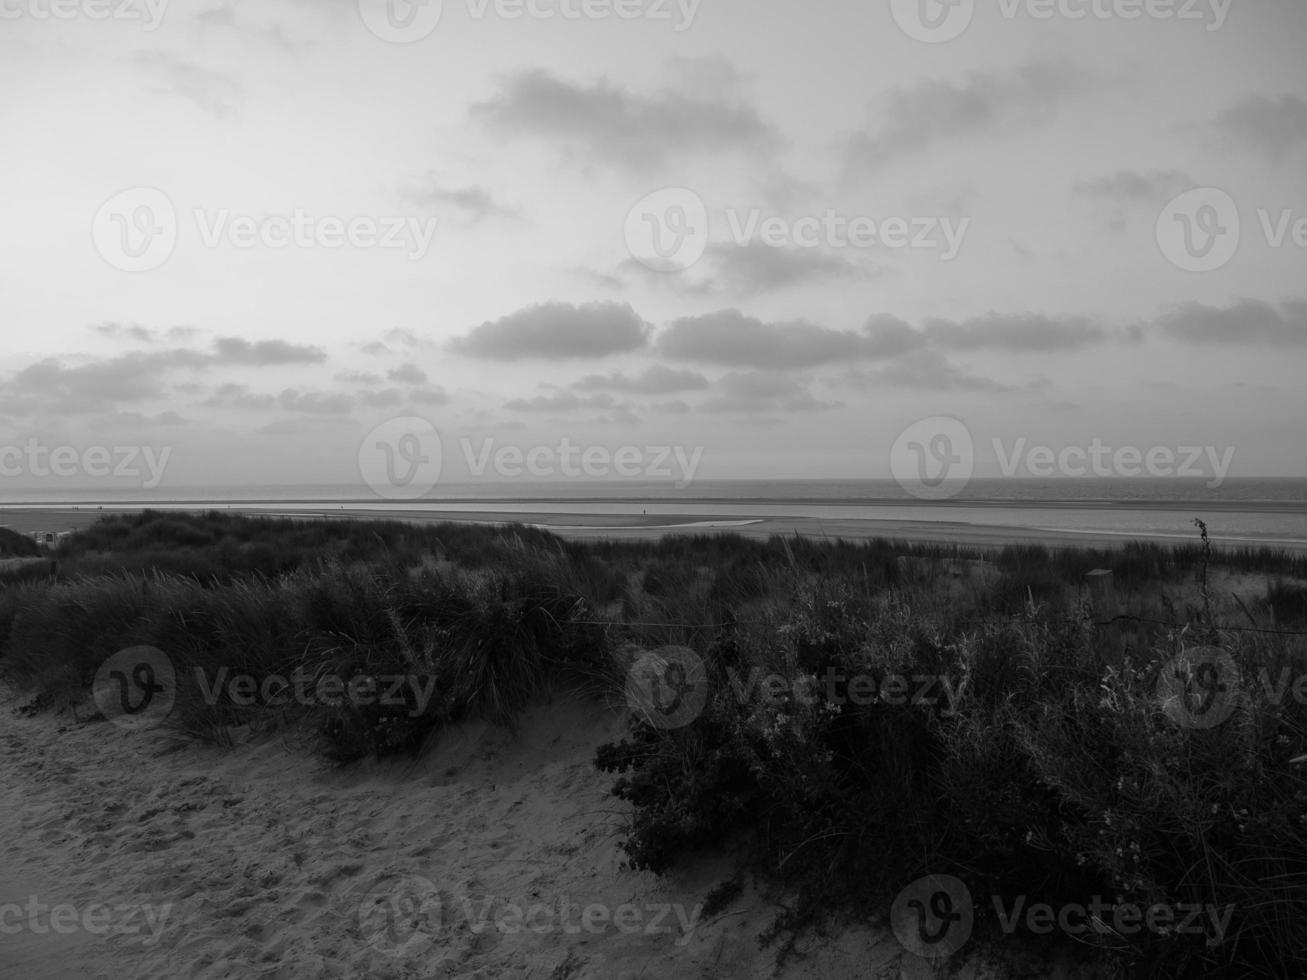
3,479,1307,547
3,477,1307,505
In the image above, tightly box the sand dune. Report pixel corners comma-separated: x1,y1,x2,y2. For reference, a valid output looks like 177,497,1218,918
0,685,943,980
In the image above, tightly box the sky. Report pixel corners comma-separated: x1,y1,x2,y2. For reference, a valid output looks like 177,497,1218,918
1,0,1305,495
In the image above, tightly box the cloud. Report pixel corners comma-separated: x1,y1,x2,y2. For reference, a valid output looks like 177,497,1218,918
341,361,446,407
843,350,1013,393
504,389,620,413
383,328,433,350
358,389,403,408
654,308,1113,371
470,69,776,171
450,301,651,360
920,313,1108,351
401,178,518,222
278,389,354,415
700,372,842,413
1209,95,1307,161
213,337,326,365
196,3,238,27
859,314,930,358
748,170,823,211
596,406,642,426
657,310,893,369
0,351,206,415
337,370,383,384
409,385,449,405
196,3,307,50
1157,299,1307,346
204,383,277,410
259,417,340,436
571,267,626,290
135,50,241,118
388,364,428,384
0,333,328,417
572,365,710,395
905,182,979,214
1073,170,1194,202
860,311,1108,355
86,410,189,430
846,61,1090,172
632,241,870,297
361,329,435,358
354,382,446,407
663,55,744,93
91,323,200,344
91,321,156,343
652,399,691,414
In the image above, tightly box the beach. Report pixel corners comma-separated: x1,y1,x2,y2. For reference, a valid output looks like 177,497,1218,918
0,683,915,980
6,502,1307,553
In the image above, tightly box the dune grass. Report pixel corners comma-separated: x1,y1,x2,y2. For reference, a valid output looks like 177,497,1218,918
0,526,42,559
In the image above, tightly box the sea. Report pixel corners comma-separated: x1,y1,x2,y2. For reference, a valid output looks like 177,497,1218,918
3,478,1307,549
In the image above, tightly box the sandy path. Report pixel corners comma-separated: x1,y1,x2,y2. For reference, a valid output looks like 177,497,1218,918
0,845,98,977
0,686,915,980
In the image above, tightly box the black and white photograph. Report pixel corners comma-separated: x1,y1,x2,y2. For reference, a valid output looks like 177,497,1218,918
1,1,1305,976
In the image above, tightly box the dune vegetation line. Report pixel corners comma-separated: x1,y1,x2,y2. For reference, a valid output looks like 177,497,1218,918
1,511,1304,978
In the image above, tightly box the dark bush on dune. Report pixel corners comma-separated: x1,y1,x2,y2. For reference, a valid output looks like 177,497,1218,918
595,556,1307,979
0,527,41,558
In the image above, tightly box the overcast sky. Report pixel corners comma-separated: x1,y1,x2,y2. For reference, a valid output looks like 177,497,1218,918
1,0,1305,492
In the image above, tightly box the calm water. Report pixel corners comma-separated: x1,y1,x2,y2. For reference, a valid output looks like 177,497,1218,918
4,477,1307,505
